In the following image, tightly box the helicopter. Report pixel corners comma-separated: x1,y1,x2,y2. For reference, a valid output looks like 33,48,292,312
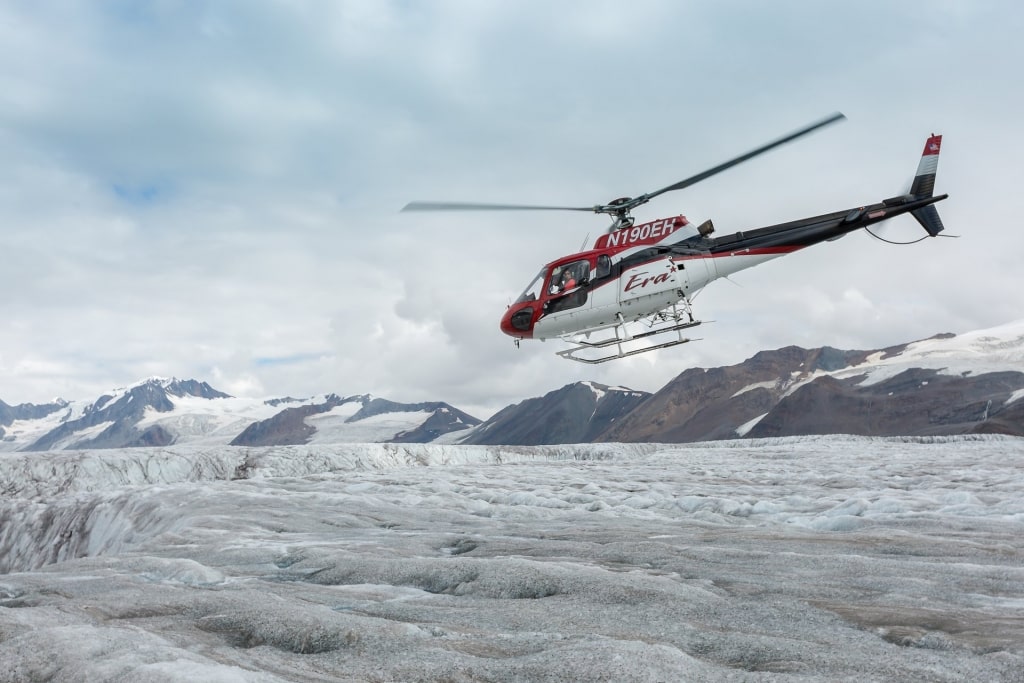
403,113,948,364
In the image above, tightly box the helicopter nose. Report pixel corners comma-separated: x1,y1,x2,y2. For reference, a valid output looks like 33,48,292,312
500,303,536,339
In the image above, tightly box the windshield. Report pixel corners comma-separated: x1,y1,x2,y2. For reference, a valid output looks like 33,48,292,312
514,269,546,303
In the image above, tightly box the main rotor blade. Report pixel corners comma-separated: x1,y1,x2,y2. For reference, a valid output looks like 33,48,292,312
645,112,846,201
402,201,594,212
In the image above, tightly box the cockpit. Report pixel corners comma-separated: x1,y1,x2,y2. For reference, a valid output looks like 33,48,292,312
503,254,612,338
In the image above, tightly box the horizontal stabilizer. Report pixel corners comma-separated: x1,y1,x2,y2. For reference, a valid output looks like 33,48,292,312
911,203,944,236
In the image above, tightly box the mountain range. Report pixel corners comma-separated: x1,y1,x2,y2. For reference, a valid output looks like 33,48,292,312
0,379,480,451
2,320,1023,450
597,330,1024,442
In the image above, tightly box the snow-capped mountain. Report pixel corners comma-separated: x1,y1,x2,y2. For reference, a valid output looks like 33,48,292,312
0,398,67,436
600,320,1024,442
230,395,480,446
0,378,481,451
461,381,650,445
0,378,233,451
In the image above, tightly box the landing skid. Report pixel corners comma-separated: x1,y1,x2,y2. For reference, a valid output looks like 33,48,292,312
556,305,703,364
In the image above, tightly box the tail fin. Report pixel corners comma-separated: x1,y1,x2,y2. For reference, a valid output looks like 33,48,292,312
910,134,945,236
910,135,941,198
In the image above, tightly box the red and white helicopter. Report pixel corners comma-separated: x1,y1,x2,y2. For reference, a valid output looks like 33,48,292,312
403,113,948,363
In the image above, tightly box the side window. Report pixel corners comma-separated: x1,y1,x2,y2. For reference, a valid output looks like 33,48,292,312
548,259,590,295
571,259,591,285
544,259,591,315
596,254,611,279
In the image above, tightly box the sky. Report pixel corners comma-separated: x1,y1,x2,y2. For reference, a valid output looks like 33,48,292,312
1,1,1022,418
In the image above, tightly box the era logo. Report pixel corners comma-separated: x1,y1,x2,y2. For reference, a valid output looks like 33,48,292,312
624,271,671,292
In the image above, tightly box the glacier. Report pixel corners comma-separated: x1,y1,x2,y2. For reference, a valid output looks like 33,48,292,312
1,436,1022,681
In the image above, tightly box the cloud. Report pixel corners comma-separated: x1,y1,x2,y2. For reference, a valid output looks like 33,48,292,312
1,1,1022,417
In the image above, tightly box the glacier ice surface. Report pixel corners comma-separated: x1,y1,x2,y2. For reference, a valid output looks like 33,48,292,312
1,435,1022,681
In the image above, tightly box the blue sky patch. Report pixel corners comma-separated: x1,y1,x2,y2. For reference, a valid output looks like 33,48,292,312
112,182,167,205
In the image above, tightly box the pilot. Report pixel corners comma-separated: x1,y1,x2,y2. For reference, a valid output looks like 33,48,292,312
561,270,576,291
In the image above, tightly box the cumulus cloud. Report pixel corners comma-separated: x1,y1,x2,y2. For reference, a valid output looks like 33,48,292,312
1,1,1022,416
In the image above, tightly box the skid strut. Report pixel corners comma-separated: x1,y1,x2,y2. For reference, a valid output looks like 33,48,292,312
556,315,703,364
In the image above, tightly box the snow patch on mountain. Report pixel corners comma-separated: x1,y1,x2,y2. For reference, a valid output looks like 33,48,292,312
735,412,767,437
731,369,832,400
47,421,116,451
731,379,776,398
134,396,282,445
727,321,1024,411
1,410,70,452
843,320,1024,387
582,381,607,401
307,409,433,443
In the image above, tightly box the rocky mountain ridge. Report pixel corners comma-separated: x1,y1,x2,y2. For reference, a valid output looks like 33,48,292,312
460,321,1024,444
461,381,650,445
596,324,1024,442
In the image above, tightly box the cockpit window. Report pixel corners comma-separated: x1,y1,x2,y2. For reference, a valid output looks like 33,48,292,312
515,270,545,303
547,259,591,295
